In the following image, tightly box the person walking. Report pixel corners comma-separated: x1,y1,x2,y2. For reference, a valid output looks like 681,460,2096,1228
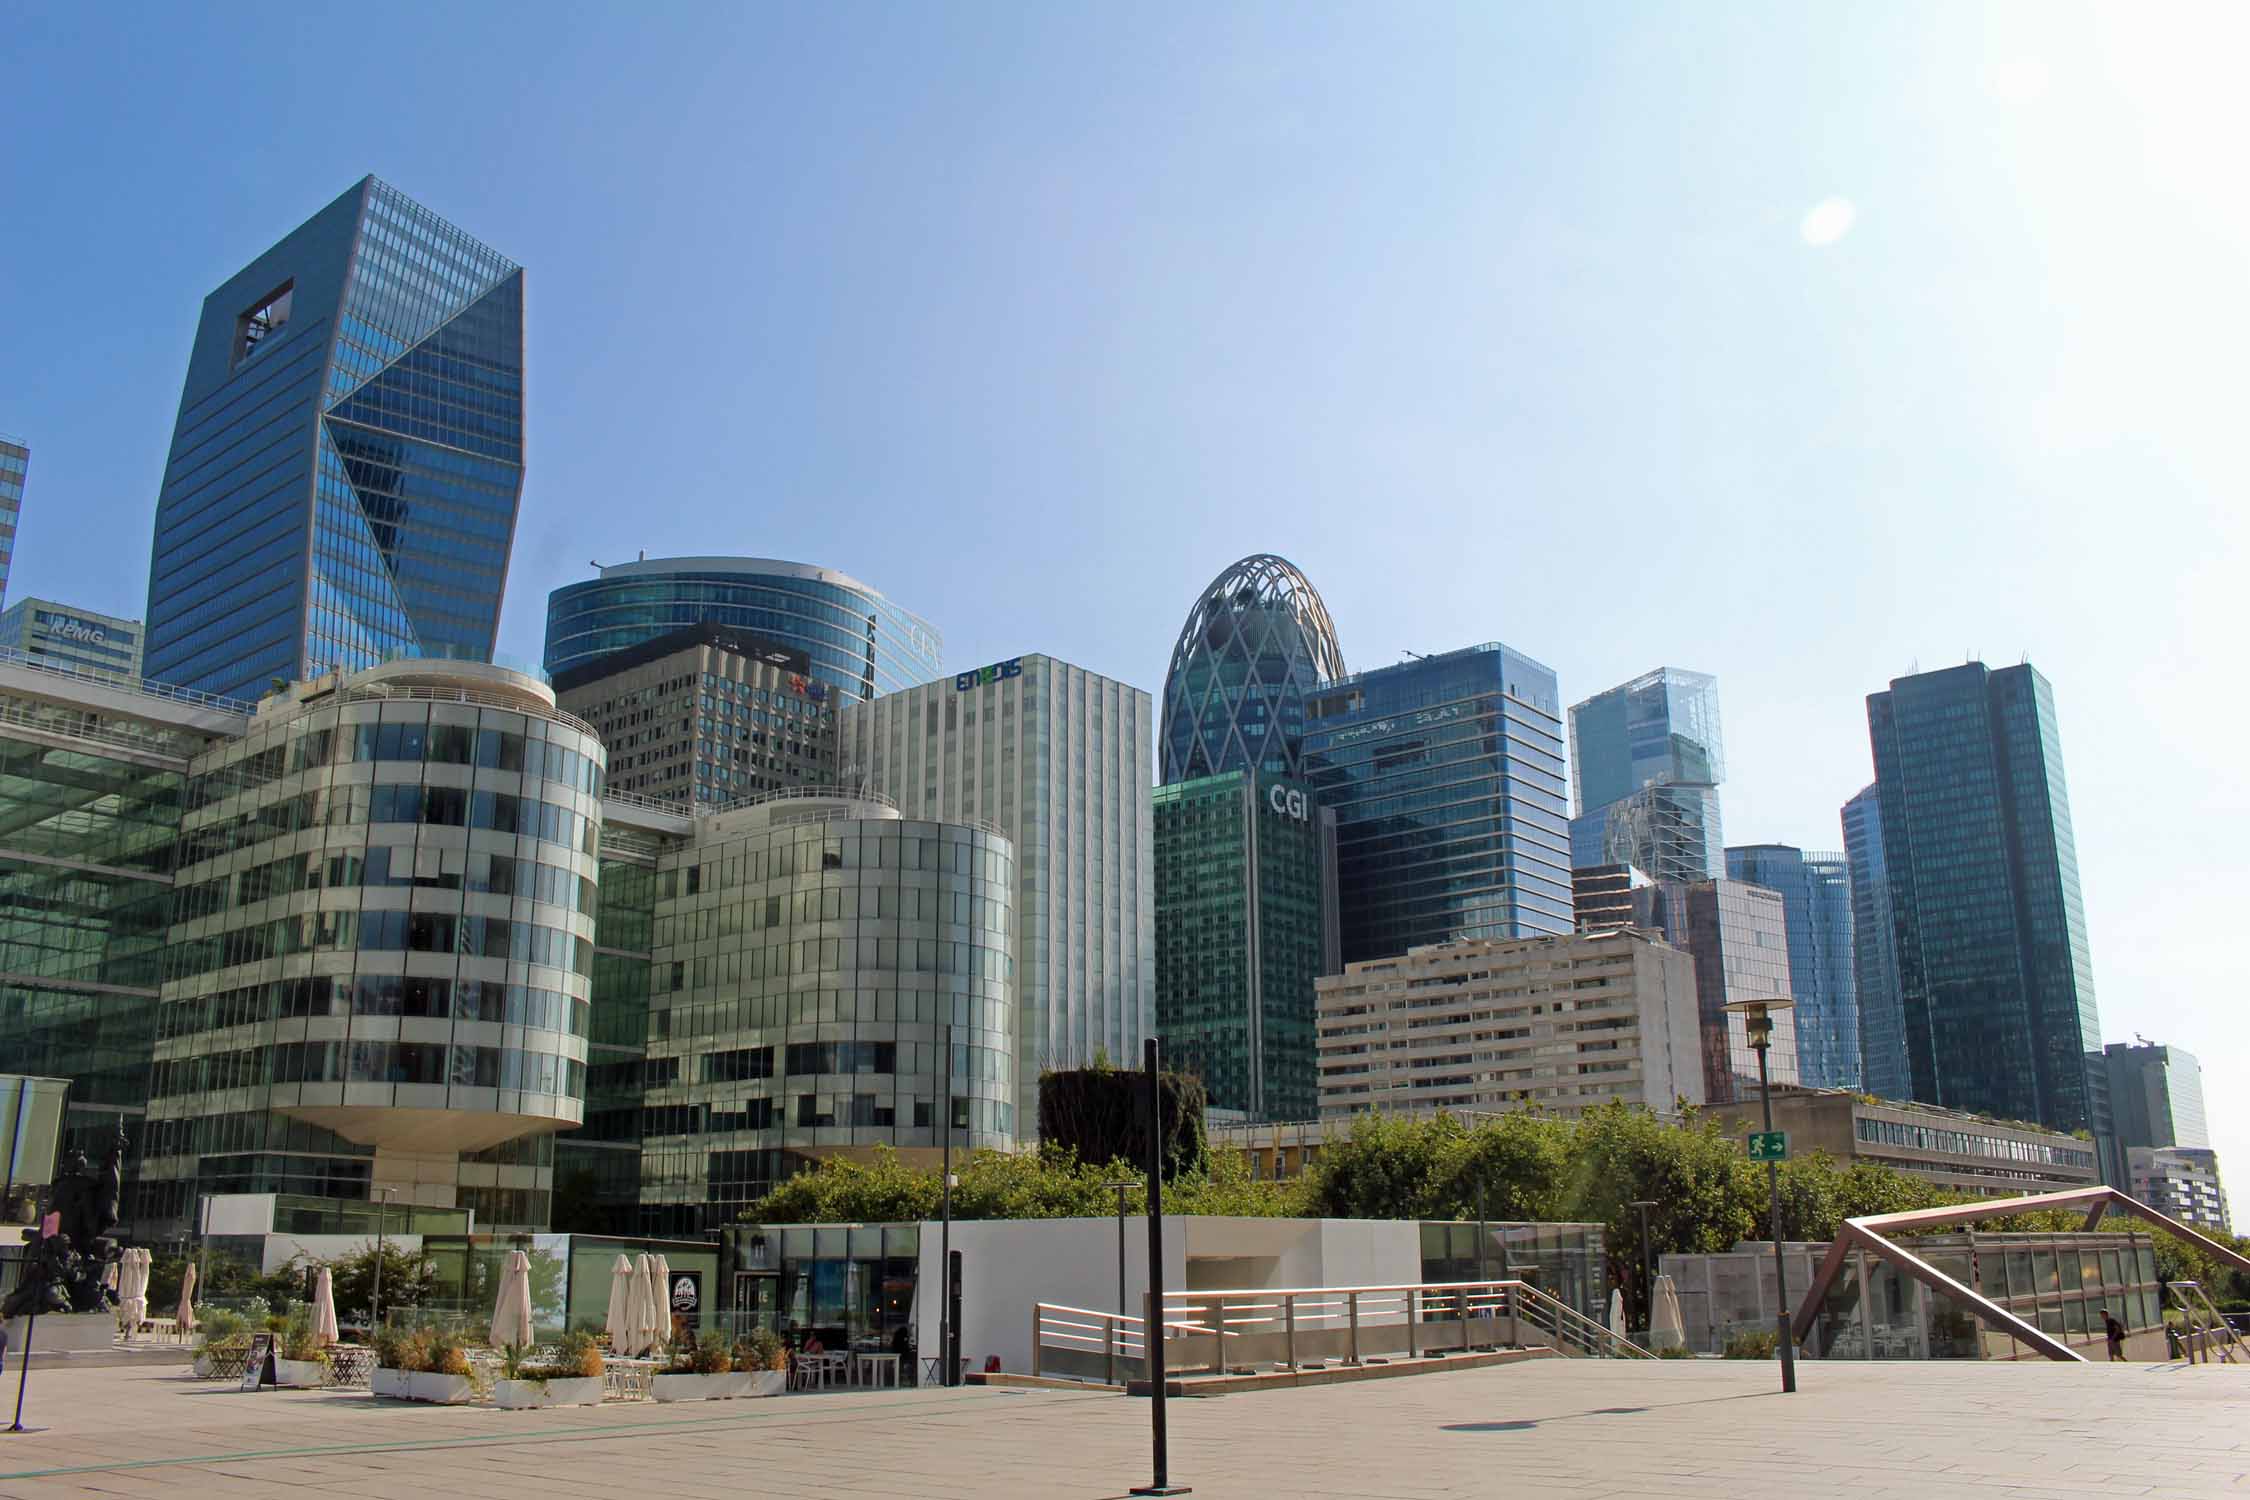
2101,1309,2127,1362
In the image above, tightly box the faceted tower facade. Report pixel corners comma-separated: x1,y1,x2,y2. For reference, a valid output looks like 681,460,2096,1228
143,177,524,700
1568,668,1726,882
1160,554,1345,784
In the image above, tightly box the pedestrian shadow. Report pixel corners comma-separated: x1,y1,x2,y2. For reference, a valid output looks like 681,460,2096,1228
1441,1392,1766,1433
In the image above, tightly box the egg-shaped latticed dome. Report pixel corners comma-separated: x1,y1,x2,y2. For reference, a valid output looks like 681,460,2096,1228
1161,554,1345,784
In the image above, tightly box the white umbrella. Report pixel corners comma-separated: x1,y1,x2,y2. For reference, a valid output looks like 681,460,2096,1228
1650,1273,1686,1353
653,1254,675,1345
490,1250,534,1352
1608,1289,1626,1335
176,1261,199,1334
313,1266,341,1346
604,1254,635,1352
633,1252,663,1355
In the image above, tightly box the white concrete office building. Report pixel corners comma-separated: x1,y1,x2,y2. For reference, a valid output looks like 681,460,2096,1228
1317,928,1704,1120
841,654,1154,1126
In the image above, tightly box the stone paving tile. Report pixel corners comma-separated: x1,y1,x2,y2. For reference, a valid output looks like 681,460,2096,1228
0,1358,2245,1497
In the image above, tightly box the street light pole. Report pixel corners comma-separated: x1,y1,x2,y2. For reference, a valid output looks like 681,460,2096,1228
1629,1199,1658,1333
1725,996,1797,1396
369,1186,397,1331
1102,1179,1135,1382
939,1021,954,1388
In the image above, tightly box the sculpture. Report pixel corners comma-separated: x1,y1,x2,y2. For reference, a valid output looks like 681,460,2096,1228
2,1129,127,1320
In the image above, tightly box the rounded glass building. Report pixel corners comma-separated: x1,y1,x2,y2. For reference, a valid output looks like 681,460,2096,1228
544,557,942,704
1160,554,1346,783
141,660,603,1233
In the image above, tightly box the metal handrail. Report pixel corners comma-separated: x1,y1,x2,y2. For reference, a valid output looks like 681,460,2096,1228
2172,1282,2246,1365
0,643,258,718
318,682,602,742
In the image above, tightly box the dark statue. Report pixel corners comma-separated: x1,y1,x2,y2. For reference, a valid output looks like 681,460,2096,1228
1,1129,126,1321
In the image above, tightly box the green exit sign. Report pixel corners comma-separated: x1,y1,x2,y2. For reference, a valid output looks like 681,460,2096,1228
1747,1131,1788,1162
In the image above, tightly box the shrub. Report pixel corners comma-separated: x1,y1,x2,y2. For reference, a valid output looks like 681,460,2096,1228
1720,1329,1777,1360
1653,1344,1696,1359
370,1324,412,1369
280,1309,330,1365
559,1328,603,1379
195,1306,249,1351
735,1326,787,1373
422,1330,470,1377
664,1332,731,1375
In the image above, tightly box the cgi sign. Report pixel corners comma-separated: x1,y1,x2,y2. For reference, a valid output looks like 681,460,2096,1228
1267,784,1309,822
956,657,1023,692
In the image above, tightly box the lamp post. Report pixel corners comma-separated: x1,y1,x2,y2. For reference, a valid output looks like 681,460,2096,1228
1102,1180,1136,1382
369,1186,398,1331
1629,1199,1658,1333
939,1021,954,1387
1723,996,1797,1395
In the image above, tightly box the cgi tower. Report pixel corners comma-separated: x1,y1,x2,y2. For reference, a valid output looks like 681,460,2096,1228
142,177,525,700
1866,662,2110,1158
1159,554,1345,783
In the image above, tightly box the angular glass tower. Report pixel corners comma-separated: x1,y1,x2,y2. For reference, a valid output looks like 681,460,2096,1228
1302,642,1573,958
0,433,25,610
1725,843,1859,1090
142,178,524,700
1841,782,1910,1100
1568,668,1725,882
1866,662,2108,1147
1160,555,1345,784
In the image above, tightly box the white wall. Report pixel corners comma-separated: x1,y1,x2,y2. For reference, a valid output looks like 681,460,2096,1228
917,1216,1181,1377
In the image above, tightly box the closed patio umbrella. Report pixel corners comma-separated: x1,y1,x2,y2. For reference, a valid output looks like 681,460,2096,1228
1608,1289,1626,1336
313,1265,342,1346
604,1254,635,1352
490,1250,534,1352
1650,1273,1686,1353
176,1261,199,1335
633,1252,663,1354
652,1254,674,1343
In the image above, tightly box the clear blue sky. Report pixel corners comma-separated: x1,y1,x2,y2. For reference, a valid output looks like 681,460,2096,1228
6,3,2246,1191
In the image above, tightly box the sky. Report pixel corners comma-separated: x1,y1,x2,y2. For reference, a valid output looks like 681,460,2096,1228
4,3,2246,1200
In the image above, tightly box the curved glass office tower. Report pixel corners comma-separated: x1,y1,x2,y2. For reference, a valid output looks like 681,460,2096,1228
544,557,940,705
1160,554,1345,784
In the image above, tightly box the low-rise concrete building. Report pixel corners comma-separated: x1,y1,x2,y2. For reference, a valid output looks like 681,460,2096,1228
1703,1087,2100,1197
1316,929,1703,1120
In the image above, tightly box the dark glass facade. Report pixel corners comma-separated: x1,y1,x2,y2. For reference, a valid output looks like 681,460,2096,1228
1725,843,1860,1090
543,558,940,705
1568,667,1725,882
1866,663,2107,1148
1302,643,1572,961
554,841,665,1235
1681,878,1799,1105
142,178,524,701
0,435,24,608
1154,770,1338,1121
1160,554,1345,784
1841,783,1910,1101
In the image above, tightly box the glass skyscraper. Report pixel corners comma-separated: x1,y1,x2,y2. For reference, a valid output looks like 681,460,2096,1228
1154,770,1339,1121
2103,1042,2208,1151
1681,878,1800,1106
1301,642,1573,960
1568,668,1725,882
1840,782,1910,1101
1725,843,1859,1089
142,178,525,701
1160,554,1345,784
1866,662,2108,1147
0,433,25,609
544,557,940,706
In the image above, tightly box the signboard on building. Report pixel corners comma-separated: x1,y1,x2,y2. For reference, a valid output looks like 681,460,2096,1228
49,615,110,645
955,657,1023,692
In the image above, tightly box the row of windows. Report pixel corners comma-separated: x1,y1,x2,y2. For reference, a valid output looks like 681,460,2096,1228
158,973,587,1038
640,1093,995,1137
151,1041,582,1098
660,934,1013,990
179,784,599,868
167,907,594,981
190,722,599,809
175,846,598,923
1855,1115,2095,1169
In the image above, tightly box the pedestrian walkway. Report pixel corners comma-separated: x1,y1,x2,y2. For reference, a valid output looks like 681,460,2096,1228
0,1356,2244,1497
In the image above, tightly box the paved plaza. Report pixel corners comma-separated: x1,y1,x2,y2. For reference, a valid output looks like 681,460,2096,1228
0,1357,2244,1498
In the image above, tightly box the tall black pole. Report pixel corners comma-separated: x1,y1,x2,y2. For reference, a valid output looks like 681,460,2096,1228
1130,1038,1187,1496
1755,1033,1796,1394
1633,1201,1656,1329
939,1020,953,1387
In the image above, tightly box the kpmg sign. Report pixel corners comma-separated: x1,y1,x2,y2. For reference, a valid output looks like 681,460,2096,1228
955,657,1023,692
1266,784,1309,822
49,615,110,645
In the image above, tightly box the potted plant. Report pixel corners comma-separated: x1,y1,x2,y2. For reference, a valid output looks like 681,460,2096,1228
652,1332,748,1402
494,1330,604,1410
369,1325,415,1399
408,1329,476,1404
734,1327,789,1398
273,1309,332,1388
192,1308,250,1379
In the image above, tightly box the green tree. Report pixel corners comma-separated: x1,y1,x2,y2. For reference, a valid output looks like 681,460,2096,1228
1425,1111,1570,1223
326,1242,439,1325
1300,1111,1467,1219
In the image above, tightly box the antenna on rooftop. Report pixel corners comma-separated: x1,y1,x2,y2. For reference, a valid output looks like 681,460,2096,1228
1401,650,1429,662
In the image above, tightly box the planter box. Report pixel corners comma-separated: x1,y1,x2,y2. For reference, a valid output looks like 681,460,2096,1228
746,1369,786,1398
370,1367,413,1399
407,1371,476,1404
651,1371,753,1402
274,1358,328,1389
493,1376,604,1409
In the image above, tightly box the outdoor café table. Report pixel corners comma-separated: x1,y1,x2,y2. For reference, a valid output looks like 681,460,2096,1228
853,1351,900,1388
